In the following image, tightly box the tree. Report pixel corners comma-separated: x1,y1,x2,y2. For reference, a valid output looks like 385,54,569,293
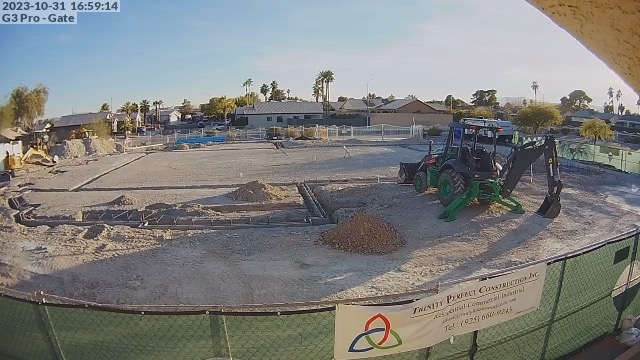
10,84,49,129
337,96,348,102
139,100,150,125
580,118,614,145
119,102,136,115
312,83,322,102
625,109,632,116
234,92,261,107
522,99,528,107
242,78,254,105
322,70,334,103
152,100,163,125
0,101,15,129
512,103,563,134
273,89,287,101
607,87,614,109
99,103,110,112
363,93,377,100
257,84,267,102
286,89,291,100
180,99,193,120
603,102,614,114
213,96,237,120
618,103,626,115
314,75,325,103
470,89,498,106
637,97,640,113
616,89,622,112
559,90,593,112
406,94,418,100
531,81,539,103
444,95,467,110
269,81,279,101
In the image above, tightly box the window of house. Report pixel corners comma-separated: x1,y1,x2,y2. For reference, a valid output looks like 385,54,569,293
293,116,299,119
267,116,272,122
304,115,312,119
277,116,283,123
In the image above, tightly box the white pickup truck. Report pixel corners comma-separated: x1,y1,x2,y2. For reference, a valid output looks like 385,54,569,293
460,118,518,143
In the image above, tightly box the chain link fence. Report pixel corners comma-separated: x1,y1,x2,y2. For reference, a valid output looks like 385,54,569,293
2,227,640,359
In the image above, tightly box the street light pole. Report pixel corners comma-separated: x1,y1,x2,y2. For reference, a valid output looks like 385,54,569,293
366,79,373,126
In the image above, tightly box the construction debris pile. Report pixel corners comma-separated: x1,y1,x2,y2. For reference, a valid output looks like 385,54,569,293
321,212,405,254
50,139,117,159
110,195,140,206
228,181,287,202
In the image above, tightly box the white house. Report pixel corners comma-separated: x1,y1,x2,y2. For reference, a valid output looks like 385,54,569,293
159,109,181,124
234,102,323,127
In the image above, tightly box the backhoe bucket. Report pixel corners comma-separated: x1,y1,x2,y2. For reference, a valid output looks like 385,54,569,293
398,162,419,184
535,195,561,219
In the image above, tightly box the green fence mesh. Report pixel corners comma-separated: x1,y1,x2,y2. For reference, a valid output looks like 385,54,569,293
0,232,639,360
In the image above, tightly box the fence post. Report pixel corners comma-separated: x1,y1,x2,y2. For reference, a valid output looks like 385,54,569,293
469,330,479,360
351,126,354,139
540,260,567,360
614,230,640,330
381,124,384,141
33,297,66,360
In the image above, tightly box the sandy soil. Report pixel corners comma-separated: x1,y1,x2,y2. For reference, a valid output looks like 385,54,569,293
0,142,639,306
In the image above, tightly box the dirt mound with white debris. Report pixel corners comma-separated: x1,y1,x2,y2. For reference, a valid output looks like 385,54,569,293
321,212,405,254
50,139,117,159
110,195,139,206
228,181,287,202
175,143,190,150
82,224,109,240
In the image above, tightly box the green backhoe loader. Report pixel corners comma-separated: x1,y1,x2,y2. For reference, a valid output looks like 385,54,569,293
398,122,563,221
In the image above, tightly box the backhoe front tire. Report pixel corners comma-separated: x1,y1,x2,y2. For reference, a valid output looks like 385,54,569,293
414,172,429,193
438,169,466,206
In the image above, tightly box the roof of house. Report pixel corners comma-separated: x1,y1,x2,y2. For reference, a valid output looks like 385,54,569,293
34,121,53,132
424,102,448,112
571,110,617,120
340,99,369,111
235,102,323,115
112,112,141,122
56,112,112,127
377,98,418,110
616,114,640,123
329,101,345,111
0,127,29,141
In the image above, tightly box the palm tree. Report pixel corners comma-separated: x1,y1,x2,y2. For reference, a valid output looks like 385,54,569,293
607,87,614,109
286,89,291,100
242,78,253,105
531,81,539,103
312,82,322,102
270,81,278,101
139,100,150,125
636,97,640,113
152,100,163,125
260,84,269,102
616,89,623,114
120,102,135,116
315,73,325,101
323,70,334,103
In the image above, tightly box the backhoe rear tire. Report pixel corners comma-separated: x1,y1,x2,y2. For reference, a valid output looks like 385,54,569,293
438,169,466,206
414,172,429,193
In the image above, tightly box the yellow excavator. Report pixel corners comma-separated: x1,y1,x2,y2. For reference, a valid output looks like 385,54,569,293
4,130,57,172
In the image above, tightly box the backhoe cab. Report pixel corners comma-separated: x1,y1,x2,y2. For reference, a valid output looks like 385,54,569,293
398,122,562,221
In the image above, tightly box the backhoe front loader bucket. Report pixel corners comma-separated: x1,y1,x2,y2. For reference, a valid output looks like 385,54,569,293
398,162,419,184
536,194,561,219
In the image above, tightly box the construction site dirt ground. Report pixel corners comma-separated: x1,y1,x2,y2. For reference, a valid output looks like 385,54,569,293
1,141,640,306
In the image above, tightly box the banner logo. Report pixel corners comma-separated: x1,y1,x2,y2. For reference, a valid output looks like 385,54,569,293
348,313,403,353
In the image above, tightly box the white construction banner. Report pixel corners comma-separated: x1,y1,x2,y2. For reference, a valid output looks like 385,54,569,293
334,263,547,359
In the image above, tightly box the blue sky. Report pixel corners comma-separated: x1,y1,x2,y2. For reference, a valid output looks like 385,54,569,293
0,0,637,118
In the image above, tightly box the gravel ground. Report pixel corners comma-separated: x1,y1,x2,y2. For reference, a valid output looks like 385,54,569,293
0,142,639,306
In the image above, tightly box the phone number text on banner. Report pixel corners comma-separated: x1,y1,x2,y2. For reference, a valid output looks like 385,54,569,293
334,263,547,360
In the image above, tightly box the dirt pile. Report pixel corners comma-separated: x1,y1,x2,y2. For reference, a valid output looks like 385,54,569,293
84,138,116,155
50,140,86,159
83,224,109,240
321,212,405,254
110,195,140,206
50,139,117,159
175,143,189,150
228,181,287,202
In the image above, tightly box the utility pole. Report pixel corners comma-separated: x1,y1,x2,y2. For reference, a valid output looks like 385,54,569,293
366,79,373,126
